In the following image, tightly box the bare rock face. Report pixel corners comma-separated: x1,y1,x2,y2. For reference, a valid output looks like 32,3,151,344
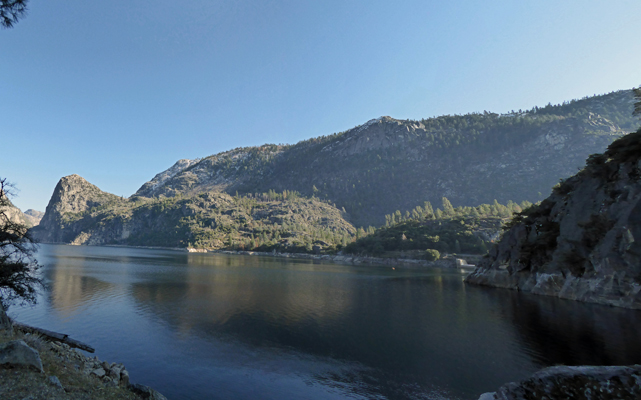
467,129,641,309
23,209,44,226
0,198,43,228
135,158,199,198
31,174,124,243
479,365,641,400
0,340,44,372
1,198,30,227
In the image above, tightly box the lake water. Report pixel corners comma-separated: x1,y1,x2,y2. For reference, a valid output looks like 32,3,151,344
8,244,641,400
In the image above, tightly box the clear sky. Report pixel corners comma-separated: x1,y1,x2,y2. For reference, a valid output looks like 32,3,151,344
1,0,640,212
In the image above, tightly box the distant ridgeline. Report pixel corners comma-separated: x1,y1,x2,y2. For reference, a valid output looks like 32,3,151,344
32,89,638,252
133,89,636,227
344,197,531,258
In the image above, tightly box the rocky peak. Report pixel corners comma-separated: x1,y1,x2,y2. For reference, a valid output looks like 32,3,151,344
133,145,285,199
22,209,44,227
134,159,199,198
45,175,112,213
321,116,425,156
33,175,122,243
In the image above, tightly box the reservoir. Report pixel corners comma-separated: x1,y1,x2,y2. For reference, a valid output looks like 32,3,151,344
10,244,641,400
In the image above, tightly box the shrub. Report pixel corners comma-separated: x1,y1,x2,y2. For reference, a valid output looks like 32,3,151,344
425,249,440,261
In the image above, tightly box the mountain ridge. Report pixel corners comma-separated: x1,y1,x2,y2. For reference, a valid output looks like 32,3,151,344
132,89,637,227
32,88,639,249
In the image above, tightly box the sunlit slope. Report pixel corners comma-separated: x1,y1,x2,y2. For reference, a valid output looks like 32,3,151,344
33,178,355,251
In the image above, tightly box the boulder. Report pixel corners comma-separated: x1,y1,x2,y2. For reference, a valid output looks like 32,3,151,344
120,368,130,387
0,340,44,372
108,364,122,380
129,383,168,400
48,375,64,390
479,365,641,400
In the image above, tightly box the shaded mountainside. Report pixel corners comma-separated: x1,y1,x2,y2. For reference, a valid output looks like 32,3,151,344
466,128,641,309
345,216,503,259
32,177,356,252
134,89,636,227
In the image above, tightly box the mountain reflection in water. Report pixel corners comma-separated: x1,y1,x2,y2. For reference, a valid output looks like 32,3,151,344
10,245,641,400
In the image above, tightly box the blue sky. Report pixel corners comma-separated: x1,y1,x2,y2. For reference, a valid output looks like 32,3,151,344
1,0,640,211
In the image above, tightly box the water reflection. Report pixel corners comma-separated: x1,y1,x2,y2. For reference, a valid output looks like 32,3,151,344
489,289,641,367
11,245,641,400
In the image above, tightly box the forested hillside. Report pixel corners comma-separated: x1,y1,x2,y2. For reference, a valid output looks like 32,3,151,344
32,175,355,252
344,198,529,258
134,89,637,227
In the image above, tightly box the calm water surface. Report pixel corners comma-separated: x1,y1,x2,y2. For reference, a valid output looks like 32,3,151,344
9,244,641,400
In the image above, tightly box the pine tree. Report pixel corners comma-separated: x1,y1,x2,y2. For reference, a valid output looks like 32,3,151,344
424,201,434,218
442,197,455,215
1,0,28,28
0,178,43,307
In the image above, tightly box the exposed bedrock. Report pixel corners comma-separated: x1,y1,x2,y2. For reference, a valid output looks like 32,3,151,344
478,365,641,400
466,129,641,308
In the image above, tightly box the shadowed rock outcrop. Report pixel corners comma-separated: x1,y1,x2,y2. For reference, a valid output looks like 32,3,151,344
466,128,641,308
479,365,641,400
0,340,44,372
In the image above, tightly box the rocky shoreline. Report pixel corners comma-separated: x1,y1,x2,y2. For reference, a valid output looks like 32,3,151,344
478,364,641,400
187,248,479,269
0,309,167,400
46,242,480,270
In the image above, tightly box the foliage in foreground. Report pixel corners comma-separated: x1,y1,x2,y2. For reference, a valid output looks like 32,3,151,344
0,178,43,308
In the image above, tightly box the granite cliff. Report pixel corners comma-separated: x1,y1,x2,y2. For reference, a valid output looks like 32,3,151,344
22,209,44,227
133,90,637,227
31,175,125,243
1,200,43,228
466,128,641,309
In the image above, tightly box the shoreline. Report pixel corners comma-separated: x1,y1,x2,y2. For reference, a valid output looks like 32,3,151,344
1,309,167,400
45,242,479,271
200,248,477,270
